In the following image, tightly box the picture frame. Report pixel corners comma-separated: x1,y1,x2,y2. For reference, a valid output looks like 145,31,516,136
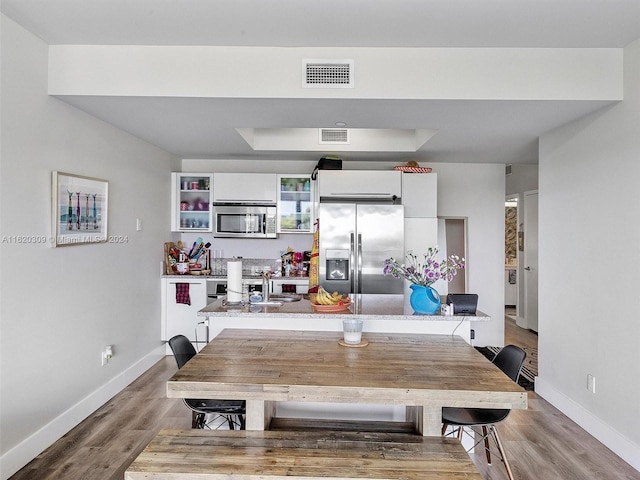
52,171,108,247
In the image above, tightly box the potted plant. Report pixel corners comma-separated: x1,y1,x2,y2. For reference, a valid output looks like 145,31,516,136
383,248,465,314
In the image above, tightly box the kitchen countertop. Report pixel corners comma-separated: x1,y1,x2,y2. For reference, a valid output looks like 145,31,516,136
198,294,488,322
162,274,308,280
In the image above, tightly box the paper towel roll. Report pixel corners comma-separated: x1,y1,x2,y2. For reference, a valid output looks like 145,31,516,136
227,260,243,304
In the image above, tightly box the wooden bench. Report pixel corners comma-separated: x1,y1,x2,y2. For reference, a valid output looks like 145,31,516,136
125,429,483,480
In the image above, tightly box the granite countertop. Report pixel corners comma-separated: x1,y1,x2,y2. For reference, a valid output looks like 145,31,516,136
198,294,488,322
162,273,309,280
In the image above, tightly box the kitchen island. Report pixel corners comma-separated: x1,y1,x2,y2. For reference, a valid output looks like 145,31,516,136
198,294,488,343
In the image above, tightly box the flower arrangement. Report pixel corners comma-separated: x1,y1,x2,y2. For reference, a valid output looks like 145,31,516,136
383,248,465,287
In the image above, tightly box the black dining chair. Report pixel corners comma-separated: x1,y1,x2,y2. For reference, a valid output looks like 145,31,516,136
441,344,526,480
168,334,246,430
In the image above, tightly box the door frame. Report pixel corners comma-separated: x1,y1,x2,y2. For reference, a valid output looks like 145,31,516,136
522,190,539,332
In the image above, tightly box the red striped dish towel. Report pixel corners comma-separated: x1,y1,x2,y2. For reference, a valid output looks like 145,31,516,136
176,283,191,305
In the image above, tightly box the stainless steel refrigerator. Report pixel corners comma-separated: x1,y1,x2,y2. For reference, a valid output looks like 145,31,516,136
318,203,404,295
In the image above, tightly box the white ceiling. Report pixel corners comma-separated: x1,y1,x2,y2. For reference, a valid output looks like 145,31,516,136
3,0,640,164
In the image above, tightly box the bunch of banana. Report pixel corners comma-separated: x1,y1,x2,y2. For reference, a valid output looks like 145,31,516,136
315,287,346,305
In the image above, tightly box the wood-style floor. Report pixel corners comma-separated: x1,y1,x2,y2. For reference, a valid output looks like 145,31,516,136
10,320,640,480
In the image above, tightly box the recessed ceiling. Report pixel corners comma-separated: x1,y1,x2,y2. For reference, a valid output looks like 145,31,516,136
3,0,640,164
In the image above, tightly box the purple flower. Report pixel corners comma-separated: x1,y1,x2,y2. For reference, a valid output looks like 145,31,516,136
383,248,465,286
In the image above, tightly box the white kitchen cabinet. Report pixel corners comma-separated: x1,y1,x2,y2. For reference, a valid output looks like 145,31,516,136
402,172,437,218
277,174,313,233
404,217,438,252
403,217,439,297
171,172,213,232
317,170,402,200
213,173,277,204
161,277,208,347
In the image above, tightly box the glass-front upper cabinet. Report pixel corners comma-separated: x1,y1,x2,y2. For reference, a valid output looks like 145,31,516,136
277,174,313,233
171,172,213,232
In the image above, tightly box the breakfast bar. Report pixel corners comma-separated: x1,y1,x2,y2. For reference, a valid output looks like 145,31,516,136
198,293,489,343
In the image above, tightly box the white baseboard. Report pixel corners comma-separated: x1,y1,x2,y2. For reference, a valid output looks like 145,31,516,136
0,345,165,480
535,377,640,472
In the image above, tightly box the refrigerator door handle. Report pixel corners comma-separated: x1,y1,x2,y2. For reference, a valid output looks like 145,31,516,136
349,233,356,293
357,233,363,293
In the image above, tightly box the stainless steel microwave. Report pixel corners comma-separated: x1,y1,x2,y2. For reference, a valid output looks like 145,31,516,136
212,204,277,238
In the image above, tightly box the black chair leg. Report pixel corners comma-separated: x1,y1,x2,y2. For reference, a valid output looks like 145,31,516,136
482,425,492,464
191,411,199,429
192,412,206,429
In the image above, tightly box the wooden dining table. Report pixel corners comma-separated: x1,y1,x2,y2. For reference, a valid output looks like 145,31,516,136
166,328,527,436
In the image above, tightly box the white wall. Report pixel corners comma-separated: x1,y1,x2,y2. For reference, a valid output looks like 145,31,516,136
506,163,538,196
183,159,506,346
536,38,640,470
0,15,179,478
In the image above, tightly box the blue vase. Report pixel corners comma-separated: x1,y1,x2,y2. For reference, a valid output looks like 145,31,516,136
409,284,441,314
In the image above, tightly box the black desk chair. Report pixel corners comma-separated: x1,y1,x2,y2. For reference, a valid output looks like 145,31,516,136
168,334,246,430
441,344,526,480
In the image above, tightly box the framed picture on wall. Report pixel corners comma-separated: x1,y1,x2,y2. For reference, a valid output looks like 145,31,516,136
52,171,108,247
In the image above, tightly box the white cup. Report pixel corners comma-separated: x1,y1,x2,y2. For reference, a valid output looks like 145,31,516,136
343,319,363,344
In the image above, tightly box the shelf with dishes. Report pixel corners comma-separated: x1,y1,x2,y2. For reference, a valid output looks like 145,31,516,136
277,174,313,234
171,172,214,232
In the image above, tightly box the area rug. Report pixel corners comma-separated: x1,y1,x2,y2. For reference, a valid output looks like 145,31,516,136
475,346,537,391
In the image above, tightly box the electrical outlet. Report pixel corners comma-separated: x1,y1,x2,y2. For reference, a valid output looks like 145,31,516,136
587,374,596,393
102,345,113,366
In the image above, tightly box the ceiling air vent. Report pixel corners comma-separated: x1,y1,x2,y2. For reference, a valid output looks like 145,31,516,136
319,128,350,145
303,60,354,88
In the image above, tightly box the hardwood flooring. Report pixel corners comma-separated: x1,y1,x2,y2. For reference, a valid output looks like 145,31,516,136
9,322,640,480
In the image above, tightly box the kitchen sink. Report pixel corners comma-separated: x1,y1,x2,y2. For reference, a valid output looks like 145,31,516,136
249,294,302,306
249,300,284,306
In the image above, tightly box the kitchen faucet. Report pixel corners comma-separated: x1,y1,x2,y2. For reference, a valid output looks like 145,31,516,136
262,271,271,302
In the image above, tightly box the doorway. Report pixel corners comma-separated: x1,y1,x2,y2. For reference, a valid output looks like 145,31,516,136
505,196,518,322
445,218,466,293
